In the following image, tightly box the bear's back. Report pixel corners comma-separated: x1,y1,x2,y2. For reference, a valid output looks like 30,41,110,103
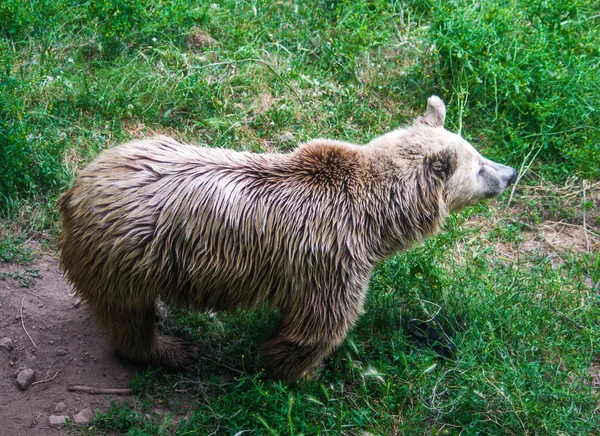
58,136,371,312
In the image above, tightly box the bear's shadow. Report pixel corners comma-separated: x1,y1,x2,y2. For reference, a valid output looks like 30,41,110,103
354,303,459,361
155,306,279,380
149,303,458,383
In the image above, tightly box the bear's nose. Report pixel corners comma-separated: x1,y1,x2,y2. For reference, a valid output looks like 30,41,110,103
507,168,517,185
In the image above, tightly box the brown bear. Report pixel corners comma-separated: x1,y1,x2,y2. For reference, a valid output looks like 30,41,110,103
57,96,516,381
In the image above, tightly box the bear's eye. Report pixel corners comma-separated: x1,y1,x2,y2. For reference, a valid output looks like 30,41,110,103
477,165,485,176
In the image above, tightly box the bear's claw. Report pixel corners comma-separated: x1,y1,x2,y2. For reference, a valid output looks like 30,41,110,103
154,335,199,370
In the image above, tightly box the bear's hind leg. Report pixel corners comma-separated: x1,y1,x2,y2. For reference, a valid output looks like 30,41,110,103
93,302,198,370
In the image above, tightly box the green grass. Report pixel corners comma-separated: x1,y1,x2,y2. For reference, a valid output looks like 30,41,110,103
74,207,600,435
0,233,33,263
2,0,598,216
1,0,599,434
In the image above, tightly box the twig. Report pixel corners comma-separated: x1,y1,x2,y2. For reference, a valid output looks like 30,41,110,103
20,297,37,348
32,370,60,386
68,385,133,395
582,180,591,253
544,221,600,239
507,143,544,207
202,356,244,375
555,310,585,329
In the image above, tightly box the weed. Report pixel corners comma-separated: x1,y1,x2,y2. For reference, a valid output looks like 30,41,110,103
0,268,42,287
0,235,33,263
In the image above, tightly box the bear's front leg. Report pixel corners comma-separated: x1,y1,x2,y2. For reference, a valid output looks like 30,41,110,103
261,300,360,381
261,332,337,381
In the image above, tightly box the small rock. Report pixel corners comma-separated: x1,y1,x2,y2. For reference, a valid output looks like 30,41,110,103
49,340,54,345
73,408,93,424
48,415,69,428
55,402,67,413
56,349,67,356
25,350,37,362
16,368,36,390
279,132,295,143
0,337,13,351
9,360,14,366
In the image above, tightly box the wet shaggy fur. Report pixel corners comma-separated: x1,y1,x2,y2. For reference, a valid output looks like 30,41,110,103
57,97,514,381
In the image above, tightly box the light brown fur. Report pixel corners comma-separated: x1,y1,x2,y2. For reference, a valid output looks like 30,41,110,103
57,97,515,380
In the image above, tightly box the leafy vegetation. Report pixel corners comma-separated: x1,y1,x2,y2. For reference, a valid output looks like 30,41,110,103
1,0,599,434
0,268,42,288
0,233,33,263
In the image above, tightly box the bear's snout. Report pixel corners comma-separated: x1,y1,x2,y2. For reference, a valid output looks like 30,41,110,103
506,167,517,186
483,160,517,190
496,163,517,189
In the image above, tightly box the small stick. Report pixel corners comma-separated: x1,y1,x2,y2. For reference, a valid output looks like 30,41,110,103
555,310,585,330
32,370,60,386
544,221,600,239
211,358,244,375
582,180,591,253
20,297,37,348
68,385,133,395
507,143,544,208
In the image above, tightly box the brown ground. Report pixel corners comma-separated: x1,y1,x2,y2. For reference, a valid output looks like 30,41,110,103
0,251,135,435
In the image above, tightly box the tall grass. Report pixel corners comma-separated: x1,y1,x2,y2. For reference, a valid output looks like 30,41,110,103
1,0,598,214
421,0,600,179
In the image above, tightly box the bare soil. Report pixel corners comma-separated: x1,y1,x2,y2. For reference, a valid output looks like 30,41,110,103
0,251,135,435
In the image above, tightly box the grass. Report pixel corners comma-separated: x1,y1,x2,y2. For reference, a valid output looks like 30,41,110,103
1,0,599,434
76,203,600,435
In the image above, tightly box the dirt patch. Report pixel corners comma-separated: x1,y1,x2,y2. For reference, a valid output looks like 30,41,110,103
0,253,135,435
186,27,217,52
588,362,600,390
465,178,600,268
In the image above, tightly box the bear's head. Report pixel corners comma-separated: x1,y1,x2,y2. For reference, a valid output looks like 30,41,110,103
414,96,517,212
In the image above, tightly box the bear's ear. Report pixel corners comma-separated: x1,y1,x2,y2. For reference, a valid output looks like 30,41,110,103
425,146,457,181
416,96,446,128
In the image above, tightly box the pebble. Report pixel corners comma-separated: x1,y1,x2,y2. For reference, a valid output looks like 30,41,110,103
55,402,67,413
56,349,67,356
48,415,69,428
73,408,93,424
0,337,13,351
279,132,295,143
25,350,37,362
16,368,36,390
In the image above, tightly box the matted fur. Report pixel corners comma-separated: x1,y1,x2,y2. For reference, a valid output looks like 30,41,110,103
57,97,515,380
